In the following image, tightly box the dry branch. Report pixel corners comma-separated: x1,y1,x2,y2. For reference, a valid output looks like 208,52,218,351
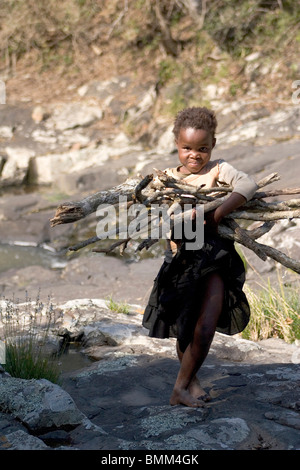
50,170,300,274
50,177,142,227
219,220,300,274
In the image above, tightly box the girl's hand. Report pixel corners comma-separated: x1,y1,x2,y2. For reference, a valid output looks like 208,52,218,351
191,206,222,233
204,192,247,233
204,209,222,233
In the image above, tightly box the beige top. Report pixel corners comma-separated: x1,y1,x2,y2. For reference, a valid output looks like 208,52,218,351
164,159,257,201
162,159,258,261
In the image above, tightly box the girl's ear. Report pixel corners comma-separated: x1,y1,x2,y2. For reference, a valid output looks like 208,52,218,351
212,137,216,148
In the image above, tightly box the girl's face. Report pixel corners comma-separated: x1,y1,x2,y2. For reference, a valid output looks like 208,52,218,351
176,127,216,174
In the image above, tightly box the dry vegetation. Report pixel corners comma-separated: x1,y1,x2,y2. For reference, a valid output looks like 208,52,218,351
1,0,299,106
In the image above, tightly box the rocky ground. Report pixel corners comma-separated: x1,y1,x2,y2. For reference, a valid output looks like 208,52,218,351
0,298,299,451
0,75,300,451
0,248,299,450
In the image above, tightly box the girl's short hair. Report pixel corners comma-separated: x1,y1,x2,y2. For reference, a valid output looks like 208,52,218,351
172,107,218,139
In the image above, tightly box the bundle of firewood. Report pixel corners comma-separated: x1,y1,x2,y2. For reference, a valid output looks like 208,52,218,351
50,170,300,274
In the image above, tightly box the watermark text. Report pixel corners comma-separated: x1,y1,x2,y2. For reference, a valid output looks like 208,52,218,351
96,197,204,250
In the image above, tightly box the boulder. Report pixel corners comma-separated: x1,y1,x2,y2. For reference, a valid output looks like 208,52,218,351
0,377,85,433
0,126,13,140
77,76,132,101
216,106,300,147
1,146,35,184
31,135,142,187
31,105,49,124
1,430,49,450
45,102,103,131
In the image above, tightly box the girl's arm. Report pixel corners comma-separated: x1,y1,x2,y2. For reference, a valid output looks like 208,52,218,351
204,192,247,232
214,192,246,224
205,161,258,231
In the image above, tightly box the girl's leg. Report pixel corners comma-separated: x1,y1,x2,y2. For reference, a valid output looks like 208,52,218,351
170,271,224,407
176,341,210,401
176,342,209,400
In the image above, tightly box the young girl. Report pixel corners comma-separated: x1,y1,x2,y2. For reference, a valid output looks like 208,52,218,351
142,107,258,408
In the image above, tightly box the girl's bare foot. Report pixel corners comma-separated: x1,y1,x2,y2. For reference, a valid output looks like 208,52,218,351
170,387,205,408
188,376,211,402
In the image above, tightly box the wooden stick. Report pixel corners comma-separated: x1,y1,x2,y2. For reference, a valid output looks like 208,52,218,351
219,221,268,261
92,238,131,254
50,171,300,274
244,199,300,211
50,171,299,227
256,172,280,188
254,188,300,199
50,177,142,226
228,209,300,221
244,221,275,239
219,220,300,274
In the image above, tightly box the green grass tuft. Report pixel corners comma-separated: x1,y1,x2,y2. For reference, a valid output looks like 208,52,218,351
106,296,130,315
242,274,300,344
0,291,61,383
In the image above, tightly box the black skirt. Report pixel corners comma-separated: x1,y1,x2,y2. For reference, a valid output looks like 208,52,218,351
142,234,250,352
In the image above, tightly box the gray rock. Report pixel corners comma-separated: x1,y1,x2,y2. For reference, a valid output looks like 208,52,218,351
186,417,251,450
2,146,35,183
216,106,300,147
45,102,103,131
31,105,49,124
265,410,300,431
0,377,85,433
82,321,141,347
140,406,208,439
0,126,13,139
77,77,132,101
31,135,142,188
210,333,264,362
0,430,49,450
1,430,49,450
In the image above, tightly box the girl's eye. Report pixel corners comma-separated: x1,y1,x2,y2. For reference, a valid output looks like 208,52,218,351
182,146,209,152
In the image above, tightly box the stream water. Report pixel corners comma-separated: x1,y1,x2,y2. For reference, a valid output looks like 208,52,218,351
0,242,67,274
57,344,96,374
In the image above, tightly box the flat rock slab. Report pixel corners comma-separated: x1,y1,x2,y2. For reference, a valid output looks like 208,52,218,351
59,351,300,450
0,340,299,450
